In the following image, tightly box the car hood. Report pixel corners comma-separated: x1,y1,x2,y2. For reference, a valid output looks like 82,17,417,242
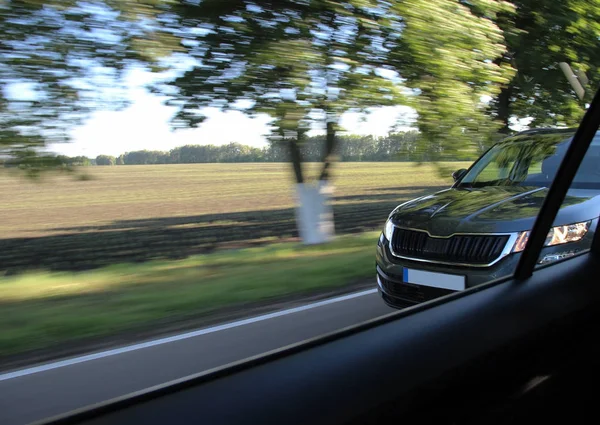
389,186,600,236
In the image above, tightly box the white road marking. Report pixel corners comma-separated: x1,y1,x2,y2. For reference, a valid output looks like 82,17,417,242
0,288,377,382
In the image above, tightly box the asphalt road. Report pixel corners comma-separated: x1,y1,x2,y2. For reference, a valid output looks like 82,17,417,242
0,289,393,425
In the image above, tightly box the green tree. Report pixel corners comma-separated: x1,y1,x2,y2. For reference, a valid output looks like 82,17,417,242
96,155,116,166
0,0,182,170
164,0,408,178
155,0,512,242
122,150,169,165
492,0,600,131
71,156,92,166
390,0,515,167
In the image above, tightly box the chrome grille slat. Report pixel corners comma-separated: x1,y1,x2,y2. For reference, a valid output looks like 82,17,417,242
391,228,510,265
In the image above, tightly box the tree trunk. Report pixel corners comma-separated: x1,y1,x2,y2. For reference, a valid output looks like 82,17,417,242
319,121,337,181
288,136,304,184
497,85,513,134
294,181,335,244
293,125,335,245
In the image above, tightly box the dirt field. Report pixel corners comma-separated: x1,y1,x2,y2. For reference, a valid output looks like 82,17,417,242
0,162,465,273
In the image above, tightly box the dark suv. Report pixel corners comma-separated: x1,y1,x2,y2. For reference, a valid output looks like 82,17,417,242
377,129,600,309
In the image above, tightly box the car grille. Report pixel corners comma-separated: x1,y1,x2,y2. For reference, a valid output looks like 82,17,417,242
391,228,509,265
378,272,452,304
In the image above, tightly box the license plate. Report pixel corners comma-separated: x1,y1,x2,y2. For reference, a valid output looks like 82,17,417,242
403,268,465,291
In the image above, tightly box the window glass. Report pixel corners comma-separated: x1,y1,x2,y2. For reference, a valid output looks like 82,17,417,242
2,1,600,424
460,133,600,189
532,132,600,266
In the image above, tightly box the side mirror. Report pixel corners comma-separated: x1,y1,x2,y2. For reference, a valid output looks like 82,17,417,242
452,168,467,182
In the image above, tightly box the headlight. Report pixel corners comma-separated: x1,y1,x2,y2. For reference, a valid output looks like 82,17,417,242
383,218,395,241
512,220,591,253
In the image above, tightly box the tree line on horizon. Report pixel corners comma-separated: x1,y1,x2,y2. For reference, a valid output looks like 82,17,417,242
53,130,478,166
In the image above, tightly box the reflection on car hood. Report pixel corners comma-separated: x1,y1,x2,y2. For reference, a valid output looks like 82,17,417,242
389,186,600,236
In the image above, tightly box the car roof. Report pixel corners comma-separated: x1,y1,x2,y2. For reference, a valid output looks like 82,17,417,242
501,128,600,147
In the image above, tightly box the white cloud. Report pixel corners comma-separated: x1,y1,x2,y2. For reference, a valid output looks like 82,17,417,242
49,68,417,157
339,106,417,136
51,89,274,157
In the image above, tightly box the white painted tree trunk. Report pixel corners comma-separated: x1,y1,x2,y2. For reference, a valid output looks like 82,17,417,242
295,181,335,244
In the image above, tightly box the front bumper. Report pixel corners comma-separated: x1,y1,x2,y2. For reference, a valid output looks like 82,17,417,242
376,232,522,309
376,267,453,309
376,229,593,309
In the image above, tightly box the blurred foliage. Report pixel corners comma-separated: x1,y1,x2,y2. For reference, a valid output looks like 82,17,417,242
161,0,412,182
492,0,600,129
0,0,181,168
158,0,515,180
3,149,69,179
1,0,599,177
2,150,95,179
392,0,515,167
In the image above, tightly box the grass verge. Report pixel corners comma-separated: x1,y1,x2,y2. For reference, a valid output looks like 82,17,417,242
0,232,379,357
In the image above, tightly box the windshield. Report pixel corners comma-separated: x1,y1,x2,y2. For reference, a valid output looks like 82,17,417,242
459,132,600,190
